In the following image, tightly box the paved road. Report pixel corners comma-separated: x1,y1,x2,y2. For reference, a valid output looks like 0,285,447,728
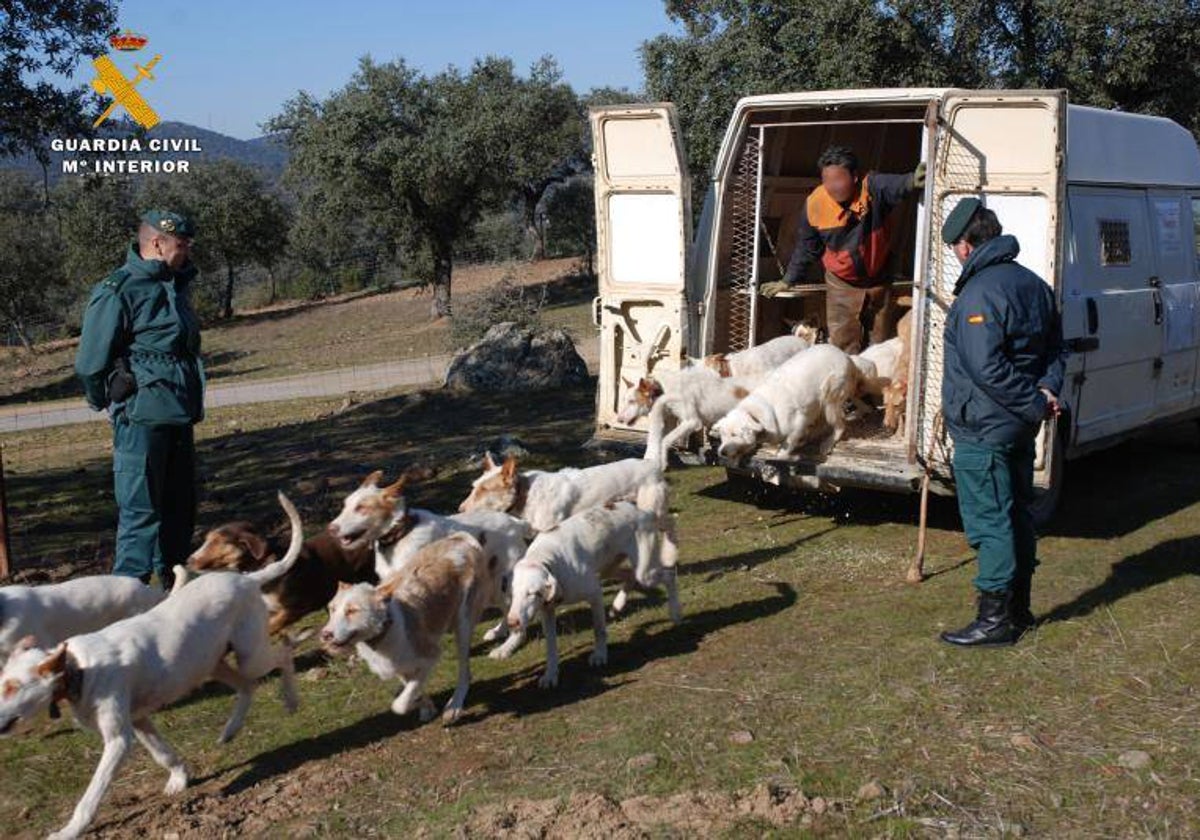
0,344,600,434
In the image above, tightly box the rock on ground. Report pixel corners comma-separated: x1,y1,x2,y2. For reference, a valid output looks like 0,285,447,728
444,322,588,392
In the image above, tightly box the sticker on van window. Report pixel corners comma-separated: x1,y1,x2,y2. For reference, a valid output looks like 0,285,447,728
1154,200,1182,256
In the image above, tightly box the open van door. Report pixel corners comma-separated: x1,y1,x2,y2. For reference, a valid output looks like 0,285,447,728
589,104,692,435
912,90,1067,508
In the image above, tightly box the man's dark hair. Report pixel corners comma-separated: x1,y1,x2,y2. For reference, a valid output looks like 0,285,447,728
960,208,1003,246
817,145,858,174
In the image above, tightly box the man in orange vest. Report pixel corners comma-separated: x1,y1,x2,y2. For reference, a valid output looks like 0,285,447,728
762,146,925,354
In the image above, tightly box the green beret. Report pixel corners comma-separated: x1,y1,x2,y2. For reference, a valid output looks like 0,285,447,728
941,197,982,245
141,209,196,239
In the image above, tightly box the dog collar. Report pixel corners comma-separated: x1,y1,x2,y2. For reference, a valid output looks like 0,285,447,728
509,474,531,517
376,513,418,548
52,653,84,706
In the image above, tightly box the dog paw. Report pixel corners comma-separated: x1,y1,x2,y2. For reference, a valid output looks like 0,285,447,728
164,770,189,795
487,645,514,660
588,650,608,668
482,625,506,643
442,706,463,725
537,672,559,689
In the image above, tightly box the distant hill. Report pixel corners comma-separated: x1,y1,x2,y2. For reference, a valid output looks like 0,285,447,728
0,120,289,185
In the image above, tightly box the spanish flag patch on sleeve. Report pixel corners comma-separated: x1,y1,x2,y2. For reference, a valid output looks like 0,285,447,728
967,313,986,325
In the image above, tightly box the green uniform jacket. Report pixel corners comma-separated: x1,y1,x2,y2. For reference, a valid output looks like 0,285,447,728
75,243,205,425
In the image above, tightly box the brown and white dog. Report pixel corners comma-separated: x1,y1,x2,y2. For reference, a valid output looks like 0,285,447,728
187,520,376,637
883,309,915,435
320,533,497,723
328,470,532,659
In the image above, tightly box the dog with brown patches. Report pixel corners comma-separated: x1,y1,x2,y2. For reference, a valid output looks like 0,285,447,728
883,310,915,435
615,367,758,466
328,470,532,659
0,493,304,840
320,533,496,724
187,520,376,637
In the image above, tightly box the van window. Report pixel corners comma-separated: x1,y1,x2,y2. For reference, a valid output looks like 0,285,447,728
1192,198,1200,273
1099,219,1132,266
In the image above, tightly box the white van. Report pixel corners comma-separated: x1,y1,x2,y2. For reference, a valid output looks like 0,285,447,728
587,88,1200,518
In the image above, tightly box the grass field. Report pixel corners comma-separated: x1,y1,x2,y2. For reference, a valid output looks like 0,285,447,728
1,379,1197,838
0,257,594,407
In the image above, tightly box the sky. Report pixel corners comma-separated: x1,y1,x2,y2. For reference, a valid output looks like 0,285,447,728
57,0,681,140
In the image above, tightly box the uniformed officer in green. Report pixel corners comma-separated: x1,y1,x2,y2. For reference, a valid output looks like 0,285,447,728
75,210,205,587
939,198,1065,647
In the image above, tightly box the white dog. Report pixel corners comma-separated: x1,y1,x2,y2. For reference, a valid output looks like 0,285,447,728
0,492,304,840
320,532,495,724
616,368,756,466
712,343,864,460
0,575,164,660
459,454,676,615
702,323,819,378
850,336,903,399
328,469,532,659
506,501,680,689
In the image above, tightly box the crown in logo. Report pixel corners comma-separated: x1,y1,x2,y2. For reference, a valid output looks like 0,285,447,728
109,29,149,52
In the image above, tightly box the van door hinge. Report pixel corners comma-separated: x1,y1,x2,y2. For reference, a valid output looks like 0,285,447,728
695,301,706,317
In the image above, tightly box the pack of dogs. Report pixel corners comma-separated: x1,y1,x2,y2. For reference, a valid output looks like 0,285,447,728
0,314,910,839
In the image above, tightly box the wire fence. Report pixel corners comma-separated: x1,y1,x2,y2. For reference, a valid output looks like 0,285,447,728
0,249,599,578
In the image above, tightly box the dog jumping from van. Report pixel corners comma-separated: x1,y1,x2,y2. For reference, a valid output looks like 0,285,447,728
713,344,867,460
0,493,304,840
616,368,757,466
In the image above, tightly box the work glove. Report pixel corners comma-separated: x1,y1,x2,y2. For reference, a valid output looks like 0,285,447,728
912,161,927,190
760,280,792,298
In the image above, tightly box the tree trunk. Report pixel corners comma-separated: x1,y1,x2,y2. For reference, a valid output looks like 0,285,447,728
222,263,236,320
267,266,277,304
430,244,452,319
524,186,546,261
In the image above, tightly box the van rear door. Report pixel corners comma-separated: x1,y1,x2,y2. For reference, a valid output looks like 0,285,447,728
913,90,1066,489
589,104,693,433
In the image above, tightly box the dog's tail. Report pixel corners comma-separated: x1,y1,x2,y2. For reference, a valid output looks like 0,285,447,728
248,492,304,587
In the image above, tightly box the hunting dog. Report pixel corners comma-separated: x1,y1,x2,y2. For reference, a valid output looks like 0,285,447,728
506,501,680,689
882,309,915,435
320,532,496,724
713,343,866,460
187,517,376,637
702,322,819,378
0,492,304,840
328,470,531,659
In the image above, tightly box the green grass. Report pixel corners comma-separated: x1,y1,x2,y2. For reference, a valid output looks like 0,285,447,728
1,384,1198,837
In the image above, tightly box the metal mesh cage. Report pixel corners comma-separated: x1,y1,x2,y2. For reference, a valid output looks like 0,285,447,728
725,131,760,353
915,126,985,476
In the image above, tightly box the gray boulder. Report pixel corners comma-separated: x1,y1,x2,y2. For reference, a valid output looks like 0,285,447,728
444,322,588,392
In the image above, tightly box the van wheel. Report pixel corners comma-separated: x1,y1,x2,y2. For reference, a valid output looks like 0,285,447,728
1030,425,1065,529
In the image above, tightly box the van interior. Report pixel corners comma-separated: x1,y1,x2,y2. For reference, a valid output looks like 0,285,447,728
708,102,928,459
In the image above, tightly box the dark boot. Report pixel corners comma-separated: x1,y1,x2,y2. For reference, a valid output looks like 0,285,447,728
940,590,1017,647
1011,577,1036,632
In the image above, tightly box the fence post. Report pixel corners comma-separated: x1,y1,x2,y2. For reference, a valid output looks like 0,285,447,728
0,443,10,578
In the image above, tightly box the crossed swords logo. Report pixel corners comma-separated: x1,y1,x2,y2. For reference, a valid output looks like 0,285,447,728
90,53,163,130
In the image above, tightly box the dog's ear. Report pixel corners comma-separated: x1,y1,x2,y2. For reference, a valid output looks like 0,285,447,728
238,530,271,563
642,378,664,399
482,451,497,471
621,376,634,389
501,455,519,484
381,475,408,500
541,574,559,605
35,643,67,679
337,580,352,591
402,465,436,484
14,635,37,653
361,470,384,488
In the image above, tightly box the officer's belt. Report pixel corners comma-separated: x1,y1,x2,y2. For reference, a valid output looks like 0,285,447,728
130,349,186,363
